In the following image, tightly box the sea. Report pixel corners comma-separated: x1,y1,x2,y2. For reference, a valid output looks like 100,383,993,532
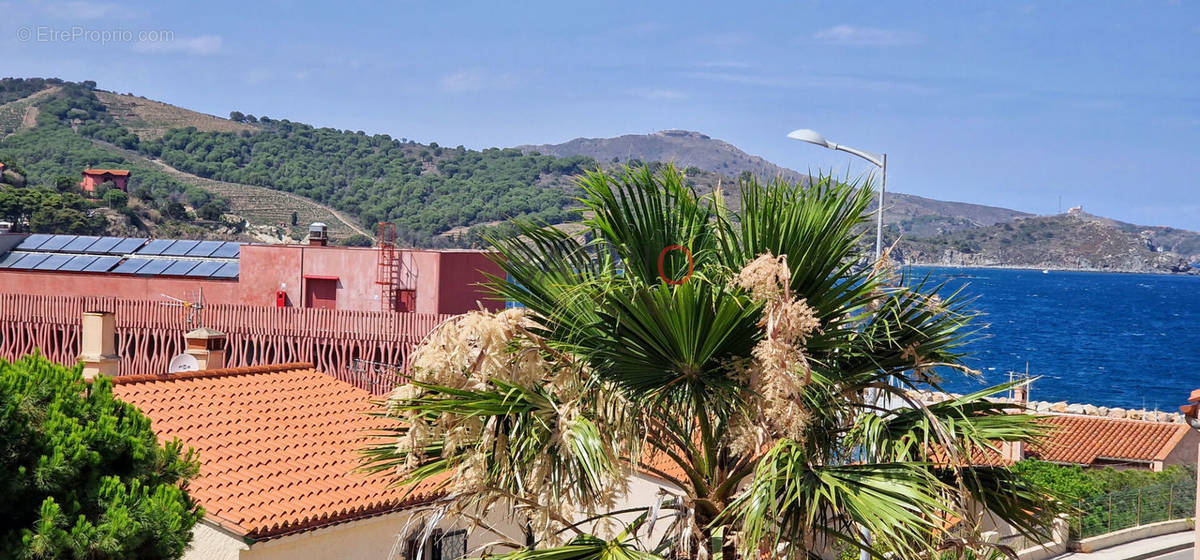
908,266,1200,410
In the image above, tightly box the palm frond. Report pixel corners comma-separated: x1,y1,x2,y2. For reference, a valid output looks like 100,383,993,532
727,439,950,559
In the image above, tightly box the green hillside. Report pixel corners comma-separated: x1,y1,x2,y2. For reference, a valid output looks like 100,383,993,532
0,79,602,245
0,80,237,238
2,79,609,246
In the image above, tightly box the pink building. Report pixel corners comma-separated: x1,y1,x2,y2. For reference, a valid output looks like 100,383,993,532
0,231,503,314
80,169,130,193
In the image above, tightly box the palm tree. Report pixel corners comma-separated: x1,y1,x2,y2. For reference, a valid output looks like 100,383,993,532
365,166,1058,559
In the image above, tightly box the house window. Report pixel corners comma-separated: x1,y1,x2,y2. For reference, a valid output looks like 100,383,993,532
405,528,468,560
433,529,467,560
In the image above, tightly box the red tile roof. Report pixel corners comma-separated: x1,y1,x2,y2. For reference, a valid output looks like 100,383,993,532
1027,415,1190,466
82,168,130,176
930,415,1190,468
111,363,443,539
921,412,1185,470
639,446,688,484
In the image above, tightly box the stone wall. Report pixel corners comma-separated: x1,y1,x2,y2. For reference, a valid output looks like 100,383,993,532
907,390,1188,423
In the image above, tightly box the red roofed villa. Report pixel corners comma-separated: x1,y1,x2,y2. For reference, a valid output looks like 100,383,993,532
80,168,130,193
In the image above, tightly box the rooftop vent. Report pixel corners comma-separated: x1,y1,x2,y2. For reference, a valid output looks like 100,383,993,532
308,222,328,247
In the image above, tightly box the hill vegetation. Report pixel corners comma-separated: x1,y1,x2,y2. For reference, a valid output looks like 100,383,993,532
2,78,611,246
141,127,592,245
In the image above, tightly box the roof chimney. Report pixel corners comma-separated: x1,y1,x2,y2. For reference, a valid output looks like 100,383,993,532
79,311,118,379
185,327,227,370
1001,380,1032,463
1012,380,1030,406
308,222,328,247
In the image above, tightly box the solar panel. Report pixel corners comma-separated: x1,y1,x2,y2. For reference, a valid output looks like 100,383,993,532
186,260,224,277
63,236,101,252
12,253,51,269
162,260,199,276
186,240,224,257
137,239,175,255
113,258,152,274
83,237,122,254
0,251,28,268
33,254,73,270
161,240,200,256
135,259,174,275
58,255,98,271
37,235,76,252
83,256,120,272
211,261,239,278
110,237,147,254
210,242,242,259
15,234,53,250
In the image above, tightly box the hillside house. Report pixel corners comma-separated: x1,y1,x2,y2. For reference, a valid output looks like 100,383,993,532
80,168,130,193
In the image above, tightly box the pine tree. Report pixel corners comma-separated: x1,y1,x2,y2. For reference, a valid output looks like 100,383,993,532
0,354,203,559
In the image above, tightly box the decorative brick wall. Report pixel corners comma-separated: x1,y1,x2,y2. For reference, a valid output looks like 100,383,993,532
0,293,451,393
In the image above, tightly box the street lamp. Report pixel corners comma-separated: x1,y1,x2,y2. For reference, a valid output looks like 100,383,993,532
787,129,888,261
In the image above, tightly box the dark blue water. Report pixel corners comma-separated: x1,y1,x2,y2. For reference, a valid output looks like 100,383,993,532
908,267,1200,410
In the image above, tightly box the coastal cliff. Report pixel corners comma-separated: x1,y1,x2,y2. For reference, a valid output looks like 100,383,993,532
896,211,1200,274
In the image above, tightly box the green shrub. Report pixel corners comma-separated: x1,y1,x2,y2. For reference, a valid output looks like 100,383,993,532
0,354,202,559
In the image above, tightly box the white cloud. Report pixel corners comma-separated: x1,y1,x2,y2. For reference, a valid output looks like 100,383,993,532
438,69,519,93
812,24,922,46
43,1,116,19
132,34,225,56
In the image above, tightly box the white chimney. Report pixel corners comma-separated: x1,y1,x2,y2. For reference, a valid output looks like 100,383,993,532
79,311,119,379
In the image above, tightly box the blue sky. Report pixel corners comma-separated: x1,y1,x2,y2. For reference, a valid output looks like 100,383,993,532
3,1,1198,229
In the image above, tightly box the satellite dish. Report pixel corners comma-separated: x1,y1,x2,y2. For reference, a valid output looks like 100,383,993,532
168,353,199,373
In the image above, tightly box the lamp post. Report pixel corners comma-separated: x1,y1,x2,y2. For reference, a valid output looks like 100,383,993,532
787,129,887,261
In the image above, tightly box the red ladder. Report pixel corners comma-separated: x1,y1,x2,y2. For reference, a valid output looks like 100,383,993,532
376,222,400,312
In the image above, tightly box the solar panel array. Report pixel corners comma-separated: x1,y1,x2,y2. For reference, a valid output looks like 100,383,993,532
0,235,242,279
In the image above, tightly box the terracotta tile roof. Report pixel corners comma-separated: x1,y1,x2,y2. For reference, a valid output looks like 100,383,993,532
639,445,689,484
82,168,130,176
1026,415,1190,465
111,362,443,539
929,414,1189,468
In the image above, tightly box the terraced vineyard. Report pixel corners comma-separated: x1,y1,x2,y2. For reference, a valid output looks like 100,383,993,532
94,91,257,140
98,141,370,240
0,88,57,138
